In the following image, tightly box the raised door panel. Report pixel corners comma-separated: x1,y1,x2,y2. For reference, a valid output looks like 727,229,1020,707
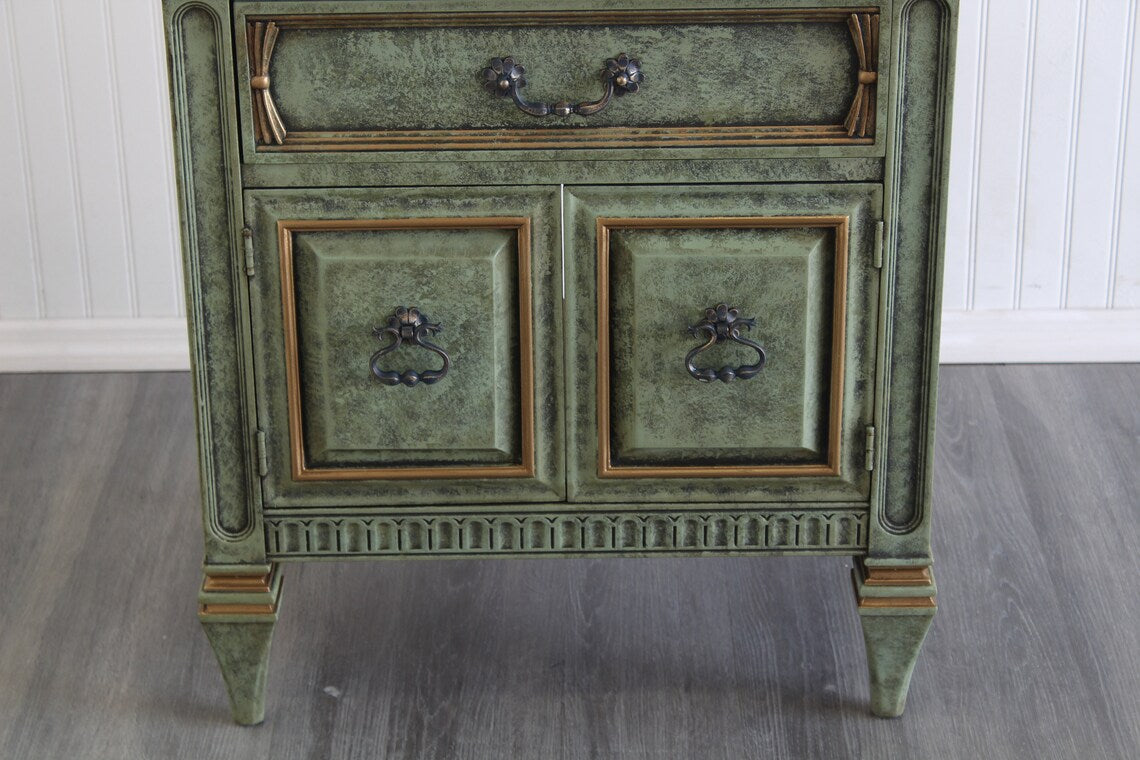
608,220,842,470
566,183,881,503
247,187,563,507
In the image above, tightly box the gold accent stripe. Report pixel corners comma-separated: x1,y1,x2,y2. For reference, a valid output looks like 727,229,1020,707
199,603,277,616
289,125,858,141
595,215,849,479
258,9,882,28
278,217,537,482
863,566,933,586
858,596,937,610
202,574,272,592
268,126,873,153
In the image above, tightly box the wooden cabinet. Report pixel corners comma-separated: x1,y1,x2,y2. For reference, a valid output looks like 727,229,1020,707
165,0,957,724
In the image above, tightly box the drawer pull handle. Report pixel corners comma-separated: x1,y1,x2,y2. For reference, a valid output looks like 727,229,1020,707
481,54,643,117
370,307,451,387
685,304,767,384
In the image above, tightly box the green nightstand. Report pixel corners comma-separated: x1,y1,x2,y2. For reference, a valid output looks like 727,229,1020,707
164,0,956,723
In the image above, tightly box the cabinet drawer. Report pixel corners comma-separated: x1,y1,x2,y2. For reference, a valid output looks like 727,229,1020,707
246,187,564,506
566,183,881,503
233,2,886,158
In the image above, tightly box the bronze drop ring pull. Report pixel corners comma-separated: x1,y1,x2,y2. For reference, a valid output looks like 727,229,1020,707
370,306,451,387
685,304,767,383
481,54,643,117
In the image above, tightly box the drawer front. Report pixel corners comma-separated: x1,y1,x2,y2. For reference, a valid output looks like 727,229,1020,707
566,183,881,503
247,186,564,506
234,1,886,157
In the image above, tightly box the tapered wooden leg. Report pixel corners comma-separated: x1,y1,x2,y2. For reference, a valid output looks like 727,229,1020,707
852,561,936,717
198,564,283,725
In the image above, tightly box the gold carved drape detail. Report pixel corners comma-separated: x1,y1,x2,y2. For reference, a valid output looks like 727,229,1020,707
250,21,287,145
844,12,879,138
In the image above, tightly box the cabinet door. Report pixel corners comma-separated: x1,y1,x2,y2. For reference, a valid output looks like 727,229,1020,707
565,184,880,504
247,187,563,507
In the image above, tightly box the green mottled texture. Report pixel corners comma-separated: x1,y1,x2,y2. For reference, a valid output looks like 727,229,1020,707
565,183,881,502
240,157,886,186
267,23,854,130
263,508,870,558
166,0,956,721
610,226,832,467
293,228,520,467
233,0,891,164
858,609,936,718
200,621,276,725
165,0,265,564
245,186,564,506
869,0,956,562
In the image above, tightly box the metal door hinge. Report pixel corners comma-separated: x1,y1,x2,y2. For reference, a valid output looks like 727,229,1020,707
864,425,876,471
242,227,255,277
873,221,884,269
256,430,268,477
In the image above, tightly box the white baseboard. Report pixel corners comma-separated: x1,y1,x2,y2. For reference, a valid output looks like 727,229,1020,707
0,318,190,372
0,311,1136,372
939,309,1140,364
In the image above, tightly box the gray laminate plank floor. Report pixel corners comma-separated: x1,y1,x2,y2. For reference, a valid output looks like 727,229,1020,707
0,366,1137,760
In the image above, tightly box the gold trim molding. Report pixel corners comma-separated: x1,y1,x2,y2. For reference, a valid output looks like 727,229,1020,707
595,215,849,479
857,596,936,610
244,9,881,152
862,566,932,586
199,602,278,615
277,216,536,482
852,562,936,610
202,573,273,592
199,566,281,618
263,9,880,28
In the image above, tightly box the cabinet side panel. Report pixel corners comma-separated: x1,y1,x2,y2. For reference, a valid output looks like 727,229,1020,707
872,0,955,559
166,0,265,563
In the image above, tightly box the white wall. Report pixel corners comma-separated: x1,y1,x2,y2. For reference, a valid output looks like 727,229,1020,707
941,0,1140,362
0,0,1137,370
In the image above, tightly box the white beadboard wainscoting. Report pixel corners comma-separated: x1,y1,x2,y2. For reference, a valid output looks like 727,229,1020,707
0,0,1138,371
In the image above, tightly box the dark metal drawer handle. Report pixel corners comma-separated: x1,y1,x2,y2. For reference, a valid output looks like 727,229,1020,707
481,54,643,117
370,307,451,387
685,304,767,383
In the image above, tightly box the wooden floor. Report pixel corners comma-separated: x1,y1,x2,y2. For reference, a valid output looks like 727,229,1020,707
0,366,1136,760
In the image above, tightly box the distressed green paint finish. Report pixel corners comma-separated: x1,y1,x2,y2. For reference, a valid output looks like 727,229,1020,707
292,228,521,467
868,0,957,563
245,187,565,506
239,156,886,191
565,183,882,503
232,0,892,164
263,508,870,558
166,0,956,721
851,559,938,714
200,619,278,724
857,607,935,717
609,225,834,467
164,0,265,565
197,564,282,724
259,21,855,130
